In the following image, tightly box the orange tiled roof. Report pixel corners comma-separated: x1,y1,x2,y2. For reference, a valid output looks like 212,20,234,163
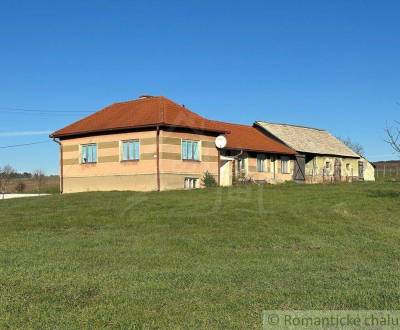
50,96,226,138
210,120,296,155
50,96,295,154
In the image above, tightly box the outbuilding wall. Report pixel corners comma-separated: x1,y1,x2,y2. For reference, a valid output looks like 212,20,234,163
245,154,294,183
304,155,362,183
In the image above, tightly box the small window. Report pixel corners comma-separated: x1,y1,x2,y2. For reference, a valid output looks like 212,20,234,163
346,163,350,170
257,155,265,172
121,140,140,161
182,140,200,161
326,161,331,169
81,144,97,164
238,158,246,171
184,177,198,189
281,157,290,174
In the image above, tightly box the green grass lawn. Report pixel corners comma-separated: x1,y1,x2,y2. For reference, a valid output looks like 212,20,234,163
1,182,400,328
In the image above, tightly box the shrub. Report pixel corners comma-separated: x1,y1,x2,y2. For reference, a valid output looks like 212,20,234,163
15,182,26,193
201,171,218,188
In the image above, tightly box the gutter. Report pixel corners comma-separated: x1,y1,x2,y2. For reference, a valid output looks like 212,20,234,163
50,123,228,140
52,138,63,194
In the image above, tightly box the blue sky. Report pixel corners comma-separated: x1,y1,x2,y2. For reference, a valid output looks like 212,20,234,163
0,0,399,174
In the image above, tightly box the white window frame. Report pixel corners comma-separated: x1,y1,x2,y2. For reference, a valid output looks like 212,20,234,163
256,154,265,172
184,177,198,189
80,143,97,164
237,157,248,175
181,139,201,161
281,157,290,174
120,139,140,162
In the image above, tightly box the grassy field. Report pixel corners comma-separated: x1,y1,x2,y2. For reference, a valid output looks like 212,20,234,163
0,182,399,328
7,176,60,194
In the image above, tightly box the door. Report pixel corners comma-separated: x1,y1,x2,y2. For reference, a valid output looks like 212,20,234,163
293,155,306,181
334,158,342,182
220,159,232,186
358,161,364,180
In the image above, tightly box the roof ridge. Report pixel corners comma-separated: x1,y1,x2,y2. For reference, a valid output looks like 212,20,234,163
112,96,162,106
257,121,326,132
210,119,253,128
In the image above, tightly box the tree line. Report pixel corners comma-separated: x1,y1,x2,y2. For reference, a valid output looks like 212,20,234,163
0,165,50,198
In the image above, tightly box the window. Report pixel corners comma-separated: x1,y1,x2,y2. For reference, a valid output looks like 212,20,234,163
81,144,97,164
121,140,140,161
238,158,246,172
257,155,265,172
346,163,350,171
326,161,331,169
182,140,200,161
281,157,290,174
184,177,198,189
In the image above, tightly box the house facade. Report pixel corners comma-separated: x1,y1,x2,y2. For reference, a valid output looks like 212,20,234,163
50,96,296,193
254,121,375,182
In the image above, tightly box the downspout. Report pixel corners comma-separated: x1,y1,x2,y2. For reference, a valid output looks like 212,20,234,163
156,126,161,192
52,138,63,194
217,149,221,186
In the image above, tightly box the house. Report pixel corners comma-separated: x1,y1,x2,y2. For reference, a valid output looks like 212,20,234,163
254,121,375,182
210,121,296,186
50,96,296,193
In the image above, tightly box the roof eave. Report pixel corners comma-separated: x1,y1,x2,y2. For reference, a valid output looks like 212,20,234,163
225,146,296,155
50,123,227,139
296,150,360,159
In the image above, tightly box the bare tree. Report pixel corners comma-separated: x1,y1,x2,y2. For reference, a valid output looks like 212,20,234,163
0,165,15,199
337,136,365,157
385,120,400,155
33,169,46,195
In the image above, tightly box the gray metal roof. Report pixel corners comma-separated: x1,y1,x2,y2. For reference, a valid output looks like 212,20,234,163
255,121,360,158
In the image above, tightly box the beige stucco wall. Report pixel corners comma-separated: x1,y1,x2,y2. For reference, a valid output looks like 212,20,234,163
362,158,376,181
305,156,359,176
303,155,376,183
159,131,219,189
247,154,294,183
61,131,158,193
63,174,157,193
60,129,219,193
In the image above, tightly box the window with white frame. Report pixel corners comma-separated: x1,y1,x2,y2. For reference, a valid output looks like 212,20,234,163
184,177,198,189
121,140,140,161
81,144,97,164
257,154,265,172
281,157,290,174
238,158,246,172
182,140,200,161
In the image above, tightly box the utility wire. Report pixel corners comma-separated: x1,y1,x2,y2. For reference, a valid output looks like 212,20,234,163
0,106,93,114
0,140,50,149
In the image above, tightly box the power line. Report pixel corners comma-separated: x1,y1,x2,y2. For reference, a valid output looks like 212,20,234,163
0,106,93,114
0,140,50,149
0,111,90,117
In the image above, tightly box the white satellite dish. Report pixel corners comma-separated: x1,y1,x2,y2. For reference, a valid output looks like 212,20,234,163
215,135,227,149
